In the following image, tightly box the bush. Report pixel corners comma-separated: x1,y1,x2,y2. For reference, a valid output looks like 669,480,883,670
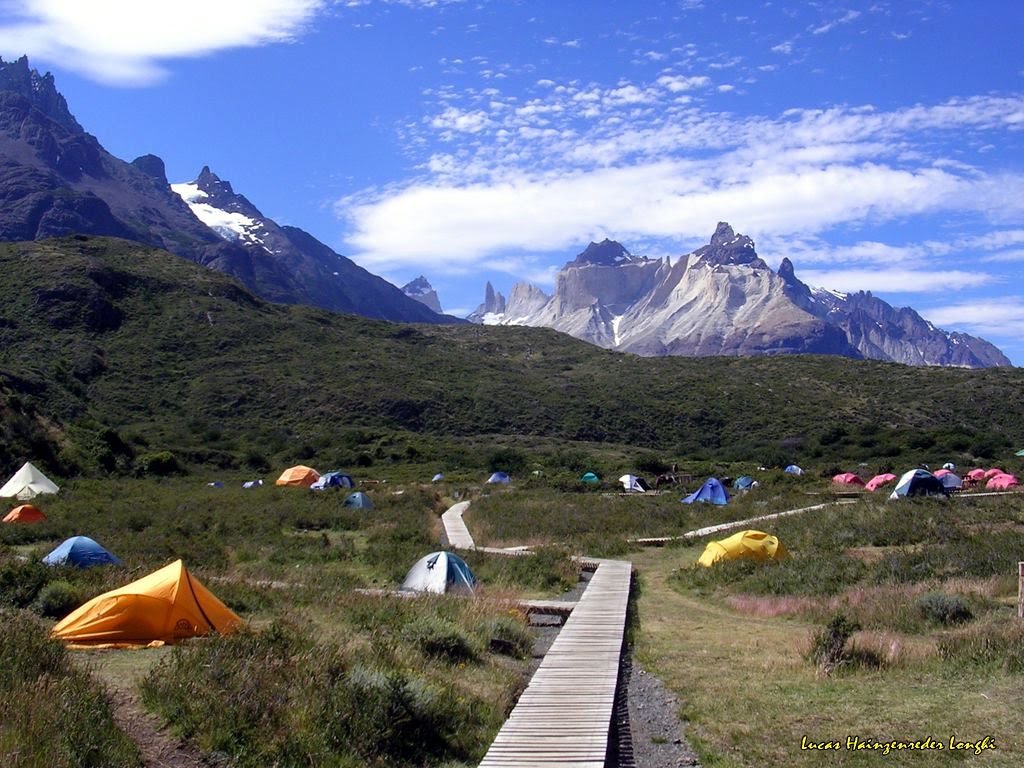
477,615,533,659
136,450,184,476
916,592,973,626
402,615,479,662
33,580,83,619
806,614,865,675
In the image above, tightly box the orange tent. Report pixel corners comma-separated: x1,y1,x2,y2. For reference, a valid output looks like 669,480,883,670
2,503,47,523
275,465,320,487
51,559,242,648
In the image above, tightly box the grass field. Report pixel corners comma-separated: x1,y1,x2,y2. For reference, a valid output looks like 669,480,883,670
2,467,1023,766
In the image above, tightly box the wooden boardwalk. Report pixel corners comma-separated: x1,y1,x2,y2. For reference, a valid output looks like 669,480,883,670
479,558,632,767
437,501,633,766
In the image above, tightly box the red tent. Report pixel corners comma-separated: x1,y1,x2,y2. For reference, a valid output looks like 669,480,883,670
2,504,47,523
986,473,1019,490
865,473,897,492
832,472,865,486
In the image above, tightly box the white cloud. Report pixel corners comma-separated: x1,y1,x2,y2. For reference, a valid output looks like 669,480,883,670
926,298,1024,338
799,268,993,294
810,10,861,35
0,0,325,85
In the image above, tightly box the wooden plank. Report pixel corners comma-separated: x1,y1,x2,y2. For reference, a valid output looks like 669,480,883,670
479,558,632,767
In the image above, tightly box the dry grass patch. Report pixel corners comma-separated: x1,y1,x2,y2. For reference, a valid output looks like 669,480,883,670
632,548,1023,767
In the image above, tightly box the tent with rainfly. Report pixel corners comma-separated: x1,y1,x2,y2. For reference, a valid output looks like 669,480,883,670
865,473,897,492
0,462,59,500
43,536,123,568
311,470,355,490
832,472,865,486
681,477,729,505
487,471,511,484
400,551,476,595
698,530,789,567
51,559,242,647
986,473,1019,490
888,469,947,499
783,464,803,476
581,471,600,485
276,465,320,487
3,503,47,523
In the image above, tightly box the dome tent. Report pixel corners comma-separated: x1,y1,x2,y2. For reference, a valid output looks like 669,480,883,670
783,465,803,476
276,465,320,487
343,491,373,509
698,530,789,567
400,551,476,595
681,477,729,505
487,471,511,484
43,536,122,568
888,469,947,500
51,559,242,647
619,474,650,493
581,472,600,485
3,503,47,523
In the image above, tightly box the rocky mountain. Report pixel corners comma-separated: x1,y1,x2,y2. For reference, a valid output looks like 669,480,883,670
401,276,443,313
473,223,1010,368
0,55,458,325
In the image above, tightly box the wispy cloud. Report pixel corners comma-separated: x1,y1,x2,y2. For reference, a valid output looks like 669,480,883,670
810,10,861,35
0,0,326,85
926,298,1024,338
338,67,1024,283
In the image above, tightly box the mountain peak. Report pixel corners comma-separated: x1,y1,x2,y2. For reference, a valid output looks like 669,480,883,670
401,276,443,313
571,238,634,266
196,166,234,196
692,222,766,268
0,55,82,133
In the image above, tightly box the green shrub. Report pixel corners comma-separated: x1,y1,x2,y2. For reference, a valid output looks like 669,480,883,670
0,561,50,609
32,580,83,619
136,450,184,476
402,615,479,662
477,615,533,659
916,592,973,626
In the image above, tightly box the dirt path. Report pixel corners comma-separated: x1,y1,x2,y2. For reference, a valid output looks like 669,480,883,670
107,689,220,768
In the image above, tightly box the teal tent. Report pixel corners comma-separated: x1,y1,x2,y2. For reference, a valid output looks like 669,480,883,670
343,491,374,509
581,472,600,485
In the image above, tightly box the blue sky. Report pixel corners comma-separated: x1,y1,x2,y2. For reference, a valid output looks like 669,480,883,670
1,1,1023,362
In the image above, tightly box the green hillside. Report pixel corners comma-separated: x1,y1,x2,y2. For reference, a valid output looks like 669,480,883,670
1,236,1022,478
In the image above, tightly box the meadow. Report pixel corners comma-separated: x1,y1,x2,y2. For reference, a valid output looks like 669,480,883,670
2,464,1022,767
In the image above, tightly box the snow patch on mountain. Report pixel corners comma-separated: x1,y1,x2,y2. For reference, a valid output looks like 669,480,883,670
171,182,268,250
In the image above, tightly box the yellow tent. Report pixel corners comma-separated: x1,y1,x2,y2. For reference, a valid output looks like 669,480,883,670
51,559,242,648
275,465,320,487
697,529,789,567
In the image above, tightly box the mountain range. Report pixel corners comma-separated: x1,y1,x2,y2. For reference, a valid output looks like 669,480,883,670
0,55,1010,367
0,55,458,325
469,223,1009,368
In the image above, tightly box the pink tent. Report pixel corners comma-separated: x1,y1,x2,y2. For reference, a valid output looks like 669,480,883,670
983,468,1005,479
966,468,987,481
986,473,1019,490
832,472,865,486
933,468,951,478
865,473,897,492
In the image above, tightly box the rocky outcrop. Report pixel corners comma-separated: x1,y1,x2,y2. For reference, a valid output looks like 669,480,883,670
402,276,443,313
471,223,1010,367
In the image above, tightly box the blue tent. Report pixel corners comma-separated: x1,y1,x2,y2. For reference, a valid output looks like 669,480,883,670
733,475,756,490
681,477,729,505
487,472,511,484
784,465,803,476
343,491,374,509
43,536,123,568
311,471,355,490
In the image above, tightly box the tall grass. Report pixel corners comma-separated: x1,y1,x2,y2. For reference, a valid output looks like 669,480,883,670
0,610,140,768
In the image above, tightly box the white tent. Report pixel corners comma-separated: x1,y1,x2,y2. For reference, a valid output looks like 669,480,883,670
400,551,476,595
618,474,650,493
0,462,59,500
